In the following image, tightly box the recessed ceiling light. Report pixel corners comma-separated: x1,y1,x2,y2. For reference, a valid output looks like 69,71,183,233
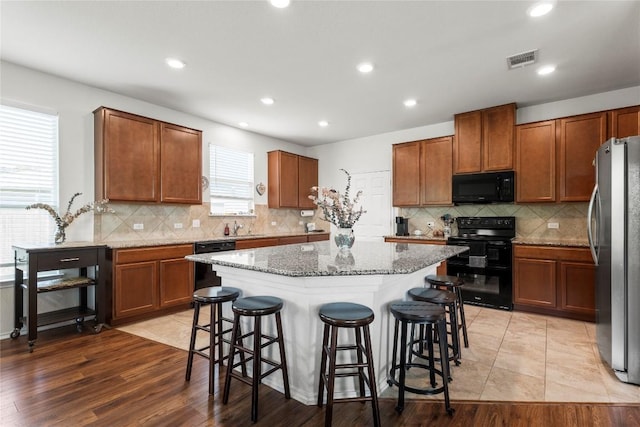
270,0,290,8
403,99,417,108
357,62,374,73
318,120,329,127
537,65,556,75
165,57,186,69
527,1,555,17
238,122,249,128
261,97,275,105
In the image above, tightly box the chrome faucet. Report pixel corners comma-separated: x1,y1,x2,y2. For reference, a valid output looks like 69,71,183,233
232,220,243,236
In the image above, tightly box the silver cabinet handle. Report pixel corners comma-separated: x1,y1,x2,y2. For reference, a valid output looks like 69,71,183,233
59,257,80,262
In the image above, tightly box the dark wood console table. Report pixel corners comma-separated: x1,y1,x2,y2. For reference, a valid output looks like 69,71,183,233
12,243,107,352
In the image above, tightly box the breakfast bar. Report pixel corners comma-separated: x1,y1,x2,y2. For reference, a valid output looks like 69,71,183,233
186,240,467,405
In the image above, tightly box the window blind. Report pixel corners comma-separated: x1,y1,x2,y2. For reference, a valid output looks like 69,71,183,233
209,144,254,215
0,104,59,279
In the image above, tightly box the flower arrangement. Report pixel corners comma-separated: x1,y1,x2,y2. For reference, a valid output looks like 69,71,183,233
440,213,455,226
26,192,115,243
309,169,366,229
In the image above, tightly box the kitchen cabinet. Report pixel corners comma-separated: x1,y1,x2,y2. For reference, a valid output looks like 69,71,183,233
515,111,606,203
307,233,330,243
454,103,515,174
278,236,308,245
608,105,640,138
392,136,453,207
513,245,595,321
110,244,193,324
557,112,607,202
236,233,329,249
12,244,107,351
383,237,448,275
515,120,556,203
94,107,202,204
268,150,318,209
236,238,280,249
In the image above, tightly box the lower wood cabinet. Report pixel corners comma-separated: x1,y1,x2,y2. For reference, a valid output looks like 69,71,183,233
513,245,595,321
111,244,194,324
384,237,448,275
235,234,329,249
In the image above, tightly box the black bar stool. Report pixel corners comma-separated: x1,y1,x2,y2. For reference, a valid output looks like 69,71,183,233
387,300,454,415
185,286,241,394
223,295,291,423
426,274,469,348
408,287,461,367
317,302,380,427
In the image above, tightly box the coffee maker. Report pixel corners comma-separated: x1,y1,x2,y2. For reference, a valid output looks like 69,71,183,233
395,216,409,236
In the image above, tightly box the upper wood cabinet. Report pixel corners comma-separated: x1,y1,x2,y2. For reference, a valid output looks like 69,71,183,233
454,103,515,174
608,105,640,138
557,112,606,202
267,150,318,209
392,136,453,207
94,107,202,204
516,120,556,203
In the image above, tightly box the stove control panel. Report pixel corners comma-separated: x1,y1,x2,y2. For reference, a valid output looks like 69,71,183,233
457,216,515,230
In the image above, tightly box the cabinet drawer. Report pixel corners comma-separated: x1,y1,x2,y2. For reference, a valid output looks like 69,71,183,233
115,244,193,264
37,249,98,271
514,245,592,263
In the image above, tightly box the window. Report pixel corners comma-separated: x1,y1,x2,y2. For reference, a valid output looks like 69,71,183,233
209,144,255,215
0,104,59,280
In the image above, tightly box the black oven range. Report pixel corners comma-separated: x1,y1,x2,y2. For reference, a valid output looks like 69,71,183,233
446,216,515,311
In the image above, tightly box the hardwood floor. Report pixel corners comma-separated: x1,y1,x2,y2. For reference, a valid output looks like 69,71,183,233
1,326,638,427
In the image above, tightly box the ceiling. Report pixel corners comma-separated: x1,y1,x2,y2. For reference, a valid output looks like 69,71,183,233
1,1,639,146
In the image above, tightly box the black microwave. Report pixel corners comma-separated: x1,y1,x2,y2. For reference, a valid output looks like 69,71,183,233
452,171,515,204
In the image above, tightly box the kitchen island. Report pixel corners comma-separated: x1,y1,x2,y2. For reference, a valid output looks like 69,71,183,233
186,240,467,405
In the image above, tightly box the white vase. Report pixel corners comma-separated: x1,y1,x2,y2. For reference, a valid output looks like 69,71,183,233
334,227,355,250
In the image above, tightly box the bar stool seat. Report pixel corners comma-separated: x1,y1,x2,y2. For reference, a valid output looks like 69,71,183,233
426,274,469,348
185,286,241,395
317,302,380,427
387,300,454,415
223,295,290,423
408,287,461,366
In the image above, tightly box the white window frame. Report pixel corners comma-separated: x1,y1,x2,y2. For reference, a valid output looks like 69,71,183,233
0,103,59,282
208,144,255,216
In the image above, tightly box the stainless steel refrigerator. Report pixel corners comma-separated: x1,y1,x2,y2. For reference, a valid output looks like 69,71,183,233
588,135,640,385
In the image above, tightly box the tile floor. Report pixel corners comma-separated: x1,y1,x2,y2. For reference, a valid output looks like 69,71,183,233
117,305,640,403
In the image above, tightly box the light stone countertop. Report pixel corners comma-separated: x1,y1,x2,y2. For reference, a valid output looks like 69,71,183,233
512,237,589,247
186,240,468,277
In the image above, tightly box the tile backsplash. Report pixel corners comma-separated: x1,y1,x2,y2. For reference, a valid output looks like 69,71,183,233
399,203,589,241
94,203,323,243
94,202,589,243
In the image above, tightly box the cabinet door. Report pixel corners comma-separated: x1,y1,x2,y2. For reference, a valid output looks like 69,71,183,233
483,104,515,171
421,137,452,205
278,236,307,245
558,112,607,202
298,156,318,209
392,141,421,206
454,111,482,173
268,151,299,208
98,108,159,202
114,261,158,319
307,233,329,242
608,106,640,138
235,238,279,249
516,121,556,202
159,258,194,307
513,257,556,308
559,261,595,318
160,123,202,204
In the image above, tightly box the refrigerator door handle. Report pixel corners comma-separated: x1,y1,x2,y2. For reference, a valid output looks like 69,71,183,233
587,184,599,265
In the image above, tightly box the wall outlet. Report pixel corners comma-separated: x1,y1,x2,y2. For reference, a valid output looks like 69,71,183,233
427,221,435,228
271,221,277,226
192,219,200,228
133,223,144,230
547,222,559,229
174,223,183,229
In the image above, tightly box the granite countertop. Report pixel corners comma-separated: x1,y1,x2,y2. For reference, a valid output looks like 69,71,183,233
186,240,468,277
12,241,108,252
512,237,589,247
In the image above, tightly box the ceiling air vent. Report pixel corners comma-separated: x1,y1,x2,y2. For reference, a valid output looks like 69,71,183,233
506,49,538,69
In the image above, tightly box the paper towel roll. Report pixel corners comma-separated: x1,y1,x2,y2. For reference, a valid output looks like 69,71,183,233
300,210,314,217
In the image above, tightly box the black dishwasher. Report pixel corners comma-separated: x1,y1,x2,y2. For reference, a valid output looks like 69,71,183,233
194,240,236,290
